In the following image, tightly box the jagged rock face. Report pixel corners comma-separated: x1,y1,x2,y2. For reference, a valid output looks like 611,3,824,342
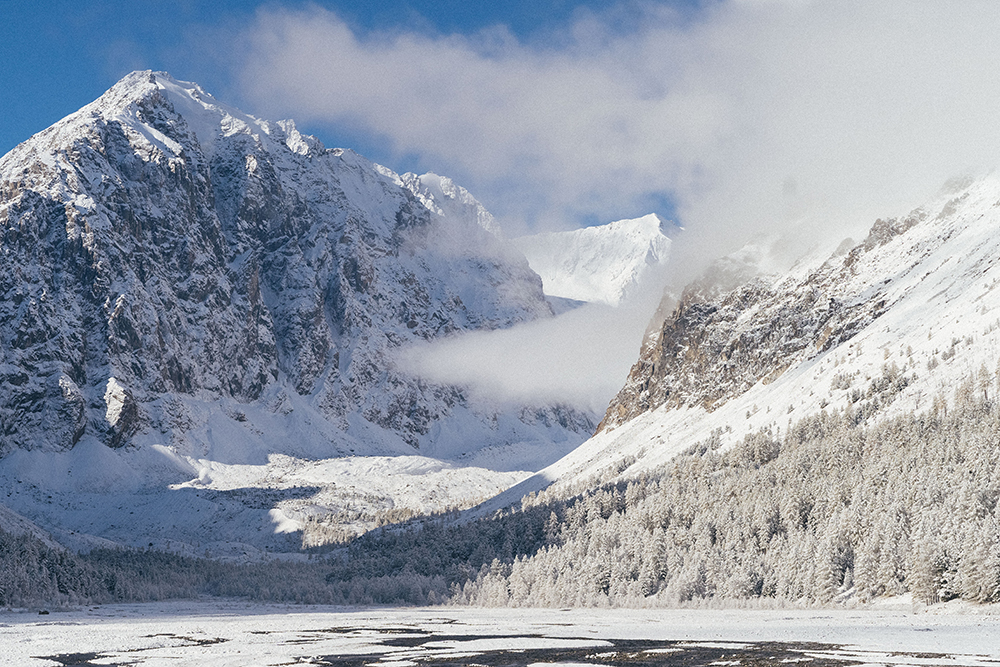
397,172,504,238
0,70,579,455
599,210,928,431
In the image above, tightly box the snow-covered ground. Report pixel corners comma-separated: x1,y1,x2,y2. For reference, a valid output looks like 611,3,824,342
0,439,544,557
3,602,999,666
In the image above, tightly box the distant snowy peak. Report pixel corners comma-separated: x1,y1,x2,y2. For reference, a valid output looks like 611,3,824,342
513,214,673,306
394,171,503,237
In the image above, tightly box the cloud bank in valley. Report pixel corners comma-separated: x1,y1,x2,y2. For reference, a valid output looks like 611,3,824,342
226,0,1000,412
395,299,657,415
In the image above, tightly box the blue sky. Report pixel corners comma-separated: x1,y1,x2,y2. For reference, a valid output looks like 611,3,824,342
3,1,999,252
1,1,706,233
0,1,686,163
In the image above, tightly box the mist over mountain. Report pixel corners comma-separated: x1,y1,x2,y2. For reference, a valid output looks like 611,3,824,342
396,214,677,415
7,69,1000,613
0,71,607,556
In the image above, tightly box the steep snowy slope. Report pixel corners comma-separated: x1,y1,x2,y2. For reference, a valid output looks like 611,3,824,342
513,214,673,306
0,71,593,555
517,175,1000,493
0,70,592,460
396,171,503,237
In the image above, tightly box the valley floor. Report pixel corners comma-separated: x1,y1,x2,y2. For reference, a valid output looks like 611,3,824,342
2,600,999,666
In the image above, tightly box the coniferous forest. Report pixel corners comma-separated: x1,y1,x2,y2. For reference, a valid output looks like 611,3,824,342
4,369,1000,608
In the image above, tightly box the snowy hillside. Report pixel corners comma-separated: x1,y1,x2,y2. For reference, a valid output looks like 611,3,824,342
443,174,1000,608
0,71,594,556
529,174,1000,489
395,171,503,237
513,214,673,306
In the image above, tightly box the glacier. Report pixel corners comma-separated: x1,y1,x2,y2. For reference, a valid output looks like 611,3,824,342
513,213,674,307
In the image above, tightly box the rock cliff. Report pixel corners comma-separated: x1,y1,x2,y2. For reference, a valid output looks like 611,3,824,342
0,71,592,459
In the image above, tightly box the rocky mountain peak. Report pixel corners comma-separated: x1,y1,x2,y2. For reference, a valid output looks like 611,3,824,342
395,171,504,238
597,179,992,434
0,70,590,460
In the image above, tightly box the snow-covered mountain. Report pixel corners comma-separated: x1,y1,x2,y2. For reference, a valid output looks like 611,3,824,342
396,171,503,238
446,175,1000,608
0,71,594,555
516,175,1000,492
512,214,673,306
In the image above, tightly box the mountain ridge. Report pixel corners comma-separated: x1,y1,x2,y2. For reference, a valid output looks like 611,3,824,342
529,173,1000,493
513,213,673,306
0,70,598,555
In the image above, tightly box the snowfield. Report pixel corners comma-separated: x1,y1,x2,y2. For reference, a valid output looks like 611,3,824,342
0,439,543,557
513,213,673,306
2,602,999,666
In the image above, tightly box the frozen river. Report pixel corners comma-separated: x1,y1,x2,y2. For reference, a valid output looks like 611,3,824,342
2,601,999,666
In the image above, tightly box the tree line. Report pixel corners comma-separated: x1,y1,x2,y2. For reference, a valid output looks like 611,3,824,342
5,366,1000,608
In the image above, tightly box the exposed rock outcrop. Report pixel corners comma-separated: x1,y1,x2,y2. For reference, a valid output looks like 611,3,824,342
599,210,929,431
0,71,592,457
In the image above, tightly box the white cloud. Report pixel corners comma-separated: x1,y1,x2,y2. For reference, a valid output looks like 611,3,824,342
395,299,654,414
234,0,1000,257
228,0,1000,411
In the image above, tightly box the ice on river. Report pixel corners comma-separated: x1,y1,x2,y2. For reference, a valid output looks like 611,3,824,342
3,601,1000,666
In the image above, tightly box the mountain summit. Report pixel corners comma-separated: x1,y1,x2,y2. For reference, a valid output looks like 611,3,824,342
513,214,673,307
0,71,599,553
